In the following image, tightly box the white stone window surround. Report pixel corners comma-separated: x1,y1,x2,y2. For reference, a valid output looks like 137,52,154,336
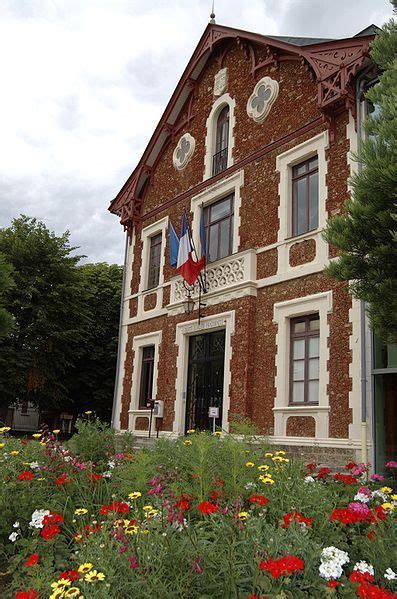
203,93,236,181
190,169,243,258
137,216,168,317
275,131,329,277
173,311,235,435
273,291,332,439
128,330,162,435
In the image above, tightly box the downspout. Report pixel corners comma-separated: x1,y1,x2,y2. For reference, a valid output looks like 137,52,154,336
111,231,129,429
355,66,374,464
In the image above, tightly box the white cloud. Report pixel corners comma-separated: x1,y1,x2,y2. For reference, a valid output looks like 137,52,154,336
0,0,392,263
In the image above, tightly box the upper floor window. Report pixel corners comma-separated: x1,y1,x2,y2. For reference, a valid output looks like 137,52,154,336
212,106,229,176
204,194,234,263
147,233,162,290
290,314,319,405
139,346,155,409
292,157,318,237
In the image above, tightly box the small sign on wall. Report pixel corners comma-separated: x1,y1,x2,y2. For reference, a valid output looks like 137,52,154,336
208,406,220,419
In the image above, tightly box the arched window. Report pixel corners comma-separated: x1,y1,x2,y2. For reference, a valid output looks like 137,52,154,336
212,105,229,176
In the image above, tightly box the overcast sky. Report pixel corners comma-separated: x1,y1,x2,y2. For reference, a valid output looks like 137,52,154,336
0,0,392,264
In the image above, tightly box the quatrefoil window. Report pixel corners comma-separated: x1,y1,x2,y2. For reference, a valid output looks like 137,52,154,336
247,77,279,123
172,133,195,170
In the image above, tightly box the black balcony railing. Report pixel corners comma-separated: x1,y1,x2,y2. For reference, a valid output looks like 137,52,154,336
212,147,228,176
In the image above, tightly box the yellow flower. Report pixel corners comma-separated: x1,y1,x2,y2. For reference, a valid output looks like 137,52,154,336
125,523,139,534
51,578,71,590
390,494,397,501
128,491,142,500
74,508,88,516
142,505,153,512
264,452,273,457
10,450,19,455
183,440,192,446
275,450,286,456
64,588,80,597
73,534,82,542
50,590,66,599
282,458,290,463
257,464,269,471
187,429,195,434
381,487,393,494
32,433,42,439
245,462,255,468
381,502,394,511
259,475,275,485
272,456,283,462
238,511,249,520
0,443,4,449
78,563,93,574
52,429,60,435
37,477,45,481
0,426,11,434
213,431,222,437
146,509,158,518
141,529,150,534
84,410,93,415
85,570,105,583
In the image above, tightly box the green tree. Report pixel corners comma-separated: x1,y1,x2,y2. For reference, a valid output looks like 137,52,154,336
66,262,123,421
324,20,397,339
0,254,14,337
0,216,88,411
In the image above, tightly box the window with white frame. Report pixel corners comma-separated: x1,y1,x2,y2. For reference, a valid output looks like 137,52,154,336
276,131,329,242
138,345,155,409
138,217,168,294
204,194,234,263
204,94,235,181
289,314,320,404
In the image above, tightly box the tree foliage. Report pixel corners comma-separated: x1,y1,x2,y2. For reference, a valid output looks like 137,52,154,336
0,253,14,338
0,216,122,418
324,20,397,339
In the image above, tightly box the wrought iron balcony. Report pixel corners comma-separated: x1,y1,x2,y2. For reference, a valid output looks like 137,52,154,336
212,147,228,176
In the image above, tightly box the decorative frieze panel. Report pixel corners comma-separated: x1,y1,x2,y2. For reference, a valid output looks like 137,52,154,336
169,249,256,311
214,68,228,96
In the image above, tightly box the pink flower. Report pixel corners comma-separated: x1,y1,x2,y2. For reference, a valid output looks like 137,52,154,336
385,460,397,469
358,487,371,496
348,502,370,517
351,463,367,476
370,473,385,482
128,555,139,569
194,559,203,574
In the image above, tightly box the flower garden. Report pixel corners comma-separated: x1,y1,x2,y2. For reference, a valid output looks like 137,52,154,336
1,418,396,599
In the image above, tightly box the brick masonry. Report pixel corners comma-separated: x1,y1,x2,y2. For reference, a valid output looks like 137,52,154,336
116,38,357,457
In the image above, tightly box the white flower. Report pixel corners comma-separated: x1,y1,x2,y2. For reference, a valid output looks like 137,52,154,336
304,475,315,483
384,568,396,580
354,492,370,503
29,462,40,470
102,471,112,478
319,561,343,580
371,490,388,502
107,460,115,469
8,532,18,542
244,482,256,490
354,561,374,576
63,455,72,462
12,521,20,528
321,546,349,566
29,509,50,529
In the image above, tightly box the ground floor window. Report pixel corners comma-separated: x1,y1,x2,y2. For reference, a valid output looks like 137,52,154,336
139,346,155,409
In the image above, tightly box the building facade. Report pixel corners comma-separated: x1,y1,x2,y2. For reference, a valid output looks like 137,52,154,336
109,23,393,469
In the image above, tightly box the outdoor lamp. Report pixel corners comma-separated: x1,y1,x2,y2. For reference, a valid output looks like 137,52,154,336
182,294,195,315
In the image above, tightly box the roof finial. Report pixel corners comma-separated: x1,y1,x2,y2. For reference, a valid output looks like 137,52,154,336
210,0,216,23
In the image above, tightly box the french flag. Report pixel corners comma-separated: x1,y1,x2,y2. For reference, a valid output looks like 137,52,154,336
174,208,206,286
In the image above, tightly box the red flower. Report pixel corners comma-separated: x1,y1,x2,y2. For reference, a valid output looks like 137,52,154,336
100,501,129,515
350,571,374,584
334,473,358,485
281,511,312,528
198,501,219,515
367,530,377,541
328,580,340,588
175,499,190,511
306,462,317,470
317,467,332,479
41,524,60,540
345,461,358,470
259,555,304,578
42,512,64,525
354,579,396,598
89,472,103,481
25,554,39,567
59,570,80,581
249,495,269,506
55,473,68,486
179,493,194,501
18,471,34,481
15,590,39,599
210,490,219,500
215,478,224,486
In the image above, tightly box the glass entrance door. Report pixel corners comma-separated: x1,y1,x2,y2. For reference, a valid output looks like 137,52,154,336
185,330,225,432
373,336,397,471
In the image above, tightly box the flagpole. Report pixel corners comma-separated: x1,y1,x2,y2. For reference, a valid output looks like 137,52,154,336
185,208,206,294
